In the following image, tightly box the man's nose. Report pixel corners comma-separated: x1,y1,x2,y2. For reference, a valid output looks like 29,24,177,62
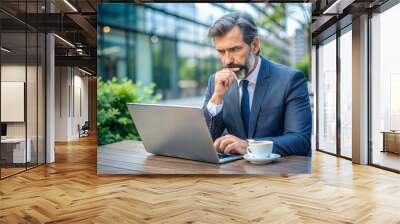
223,51,234,66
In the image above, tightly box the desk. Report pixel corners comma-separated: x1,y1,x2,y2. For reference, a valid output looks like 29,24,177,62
381,131,400,154
97,140,311,175
1,138,31,164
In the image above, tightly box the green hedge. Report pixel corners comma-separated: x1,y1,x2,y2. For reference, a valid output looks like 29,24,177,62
97,77,161,146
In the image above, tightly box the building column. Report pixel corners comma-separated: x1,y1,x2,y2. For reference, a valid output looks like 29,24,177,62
311,45,317,151
134,6,152,86
135,34,152,87
170,41,179,98
46,32,55,163
352,14,369,164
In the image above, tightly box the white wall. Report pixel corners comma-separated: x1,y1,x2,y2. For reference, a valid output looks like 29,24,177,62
54,67,89,141
0,65,41,137
55,66,69,141
71,72,89,138
1,64,46,164
1,65,26,139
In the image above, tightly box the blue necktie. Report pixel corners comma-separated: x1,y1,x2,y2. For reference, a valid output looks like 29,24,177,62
241,80,250,136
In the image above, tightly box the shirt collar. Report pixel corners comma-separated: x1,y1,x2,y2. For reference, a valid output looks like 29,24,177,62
237,56,261,86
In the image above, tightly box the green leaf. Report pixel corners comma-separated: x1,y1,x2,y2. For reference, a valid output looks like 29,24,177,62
97,77,160,145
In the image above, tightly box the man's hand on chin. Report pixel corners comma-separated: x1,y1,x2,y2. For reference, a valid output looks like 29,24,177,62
213,135,249,155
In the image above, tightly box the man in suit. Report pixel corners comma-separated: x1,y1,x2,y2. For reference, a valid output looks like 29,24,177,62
202,12,312,157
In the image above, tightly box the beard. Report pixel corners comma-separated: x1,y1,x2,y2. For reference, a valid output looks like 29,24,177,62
224,53,256,80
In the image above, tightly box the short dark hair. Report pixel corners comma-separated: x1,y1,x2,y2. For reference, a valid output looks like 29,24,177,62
208,12,258,45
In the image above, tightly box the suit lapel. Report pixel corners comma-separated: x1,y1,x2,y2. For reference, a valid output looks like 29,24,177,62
248,57,271,138
226,81,246,138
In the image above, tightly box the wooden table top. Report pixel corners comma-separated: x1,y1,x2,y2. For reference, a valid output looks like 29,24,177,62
97,140,311,175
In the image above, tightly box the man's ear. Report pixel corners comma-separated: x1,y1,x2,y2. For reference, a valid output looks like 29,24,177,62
252,36,260,55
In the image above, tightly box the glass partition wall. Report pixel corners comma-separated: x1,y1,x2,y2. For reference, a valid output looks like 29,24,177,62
0,2,46,179
339,26,352,159
370,2,400,171
317,35,337,155
0,30,27,177
316,26,353,159
315,0,400,172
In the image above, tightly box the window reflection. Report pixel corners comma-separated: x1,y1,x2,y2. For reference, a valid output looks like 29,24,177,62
371,3,400,171
318,36,337,154
340,29,352,158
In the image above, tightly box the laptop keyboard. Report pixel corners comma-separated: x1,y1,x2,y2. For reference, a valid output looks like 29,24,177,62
218,153,234,159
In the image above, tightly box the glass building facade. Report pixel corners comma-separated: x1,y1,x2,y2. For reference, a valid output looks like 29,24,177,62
370,3,400,171
98,3,217,100
313,0,400,172
98,3,310,101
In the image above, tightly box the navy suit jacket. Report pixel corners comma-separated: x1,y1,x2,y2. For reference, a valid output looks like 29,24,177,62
202,56,312,156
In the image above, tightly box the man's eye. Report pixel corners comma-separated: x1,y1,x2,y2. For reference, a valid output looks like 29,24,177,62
231,47,241,52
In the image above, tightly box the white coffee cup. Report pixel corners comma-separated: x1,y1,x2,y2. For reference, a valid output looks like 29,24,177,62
246,140,274,158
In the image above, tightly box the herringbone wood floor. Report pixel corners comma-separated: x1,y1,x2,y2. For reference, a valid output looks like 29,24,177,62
1,135,400,223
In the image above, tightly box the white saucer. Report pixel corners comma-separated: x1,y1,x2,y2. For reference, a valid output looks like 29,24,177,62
243,153,281,164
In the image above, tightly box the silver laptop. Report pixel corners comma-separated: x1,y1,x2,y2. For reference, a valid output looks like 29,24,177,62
127,103,242,164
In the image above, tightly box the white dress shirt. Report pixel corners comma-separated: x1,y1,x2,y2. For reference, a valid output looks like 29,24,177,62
207,56,261,116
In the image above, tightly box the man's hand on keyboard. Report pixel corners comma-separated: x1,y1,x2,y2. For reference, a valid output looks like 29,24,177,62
213,134,248,155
